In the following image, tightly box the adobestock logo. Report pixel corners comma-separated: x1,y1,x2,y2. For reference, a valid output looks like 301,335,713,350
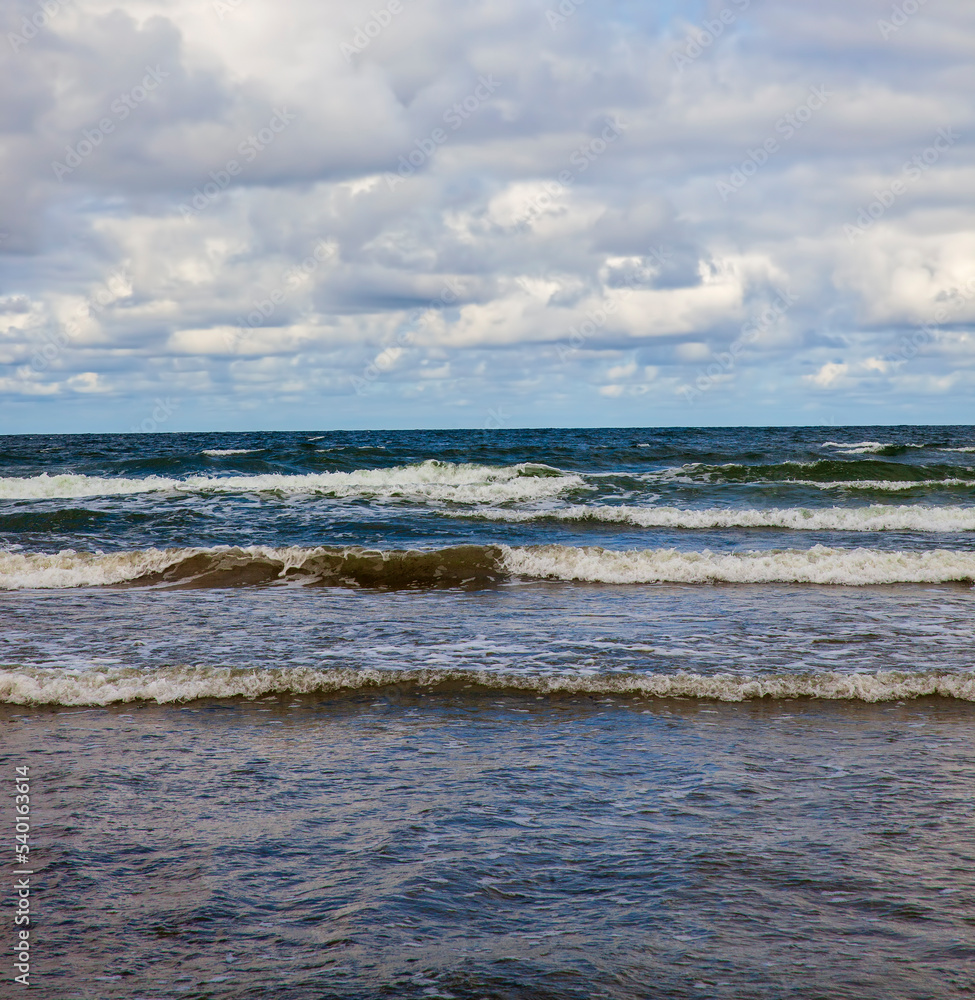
678,287,799,403
546,0,586,30
878,0,929,40
384,76,500,190
8,0,74,54
672,0,750,72
845,127,959,243
340,0,405,61
129,397,179,434
518,116,627,228
716,86,831,201
51,66,170,182
178,108,296,219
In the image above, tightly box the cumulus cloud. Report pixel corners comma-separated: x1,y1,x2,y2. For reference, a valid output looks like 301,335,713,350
1,0,974,430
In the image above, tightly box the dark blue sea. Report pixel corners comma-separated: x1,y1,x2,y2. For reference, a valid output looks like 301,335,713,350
2,426,974,998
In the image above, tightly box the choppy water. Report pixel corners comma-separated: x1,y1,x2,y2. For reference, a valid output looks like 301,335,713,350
2,427,975,997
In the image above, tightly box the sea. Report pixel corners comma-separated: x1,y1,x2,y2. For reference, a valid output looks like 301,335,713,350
1,425,974,999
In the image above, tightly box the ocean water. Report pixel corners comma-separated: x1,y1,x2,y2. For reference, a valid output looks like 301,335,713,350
2,426,975,998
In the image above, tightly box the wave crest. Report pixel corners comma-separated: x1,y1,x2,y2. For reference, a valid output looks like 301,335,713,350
3,543,975,590
0,462,584,503
0,545,506,590
684,459,975,487
460,503,975,532
2,664,973,705
504,544,975,586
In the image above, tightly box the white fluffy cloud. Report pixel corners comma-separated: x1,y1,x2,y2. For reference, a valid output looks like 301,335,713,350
2,0,975,430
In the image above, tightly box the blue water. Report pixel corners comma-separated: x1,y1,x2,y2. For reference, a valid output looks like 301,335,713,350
2,427,975,997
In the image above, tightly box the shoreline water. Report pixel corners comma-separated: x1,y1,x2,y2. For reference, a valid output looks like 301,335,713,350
7,694,974,999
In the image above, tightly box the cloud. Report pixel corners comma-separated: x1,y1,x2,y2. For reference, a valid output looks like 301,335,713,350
2,0,975,430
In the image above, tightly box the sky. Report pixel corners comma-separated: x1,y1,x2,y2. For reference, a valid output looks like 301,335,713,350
1,0,974,433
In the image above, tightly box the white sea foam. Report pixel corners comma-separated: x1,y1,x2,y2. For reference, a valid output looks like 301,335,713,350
941,447,975,453
636,465,975,491
0,462,584,504
202,449,260,456
502,544,975,586
0,546,272,589
0,473,173,499
461,504,975,532
820,440,889,454
794,479,975,491
4,543,975,590
2,664,973,705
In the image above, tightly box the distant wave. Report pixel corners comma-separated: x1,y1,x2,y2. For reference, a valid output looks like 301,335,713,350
821,440,889,454
458,503,975,532
792,479,975,491
820,441,975,456
5,460,974,505
664,460,975,489
201,448,260,456
819,440,929,456
0,461,583,504
2,664,973,705
2,543,975,591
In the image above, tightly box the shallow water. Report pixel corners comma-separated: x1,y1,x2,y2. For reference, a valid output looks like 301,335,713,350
5,695,974,999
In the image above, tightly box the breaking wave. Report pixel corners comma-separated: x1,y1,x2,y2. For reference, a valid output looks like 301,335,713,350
821,440,889,454
3,543,975,590
662,460,975,490
0,545,506,590
202,449,261,456
0,461,584,504
819,441,930,456
502,544,975,585
2,664,974,705
794,479,975,491
459,503,975,532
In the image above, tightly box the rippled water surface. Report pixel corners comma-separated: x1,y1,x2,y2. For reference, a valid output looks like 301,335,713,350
2,426,975,997
5,696,974,999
